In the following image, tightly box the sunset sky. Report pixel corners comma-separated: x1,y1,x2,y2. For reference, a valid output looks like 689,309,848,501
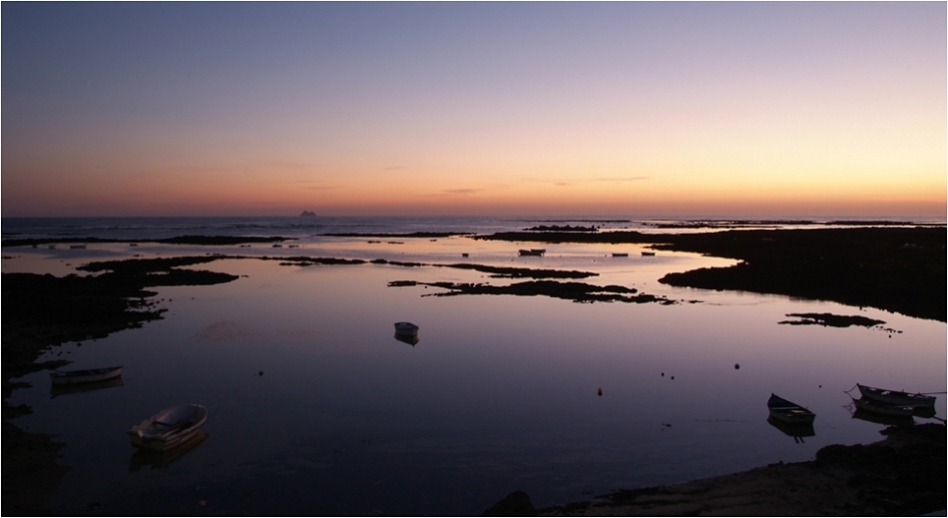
3,2,945,218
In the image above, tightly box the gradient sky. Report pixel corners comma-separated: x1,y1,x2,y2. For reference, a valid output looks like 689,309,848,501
3,2,945,218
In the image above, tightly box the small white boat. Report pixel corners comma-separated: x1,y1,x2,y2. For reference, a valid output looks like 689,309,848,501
50,366,123,386
394,322,419,336
857,384,936,407
128,404,208,452
767,394,816,424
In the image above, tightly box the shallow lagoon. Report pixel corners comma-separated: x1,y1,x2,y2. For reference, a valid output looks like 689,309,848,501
6,235,946,515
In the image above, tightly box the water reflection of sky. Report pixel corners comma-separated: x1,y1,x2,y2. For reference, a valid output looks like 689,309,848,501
7,243,946,515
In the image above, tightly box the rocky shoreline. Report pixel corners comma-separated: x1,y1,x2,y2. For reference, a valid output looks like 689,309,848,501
484,424,946,516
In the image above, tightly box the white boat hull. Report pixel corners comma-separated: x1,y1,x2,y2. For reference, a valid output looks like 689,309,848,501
128,404,208,452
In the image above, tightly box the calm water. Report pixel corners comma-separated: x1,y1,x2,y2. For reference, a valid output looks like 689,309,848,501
3,218,945,515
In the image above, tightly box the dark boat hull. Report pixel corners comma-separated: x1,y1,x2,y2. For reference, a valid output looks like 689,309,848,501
857,384,935,407
767,394,816,424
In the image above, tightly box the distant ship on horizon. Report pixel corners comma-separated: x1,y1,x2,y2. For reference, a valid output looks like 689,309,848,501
300,210,316,217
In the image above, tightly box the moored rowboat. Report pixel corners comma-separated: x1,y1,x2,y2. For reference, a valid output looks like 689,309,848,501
128,404,208,452
857,384,936,407
394,322,419,336
767,394,816,424
50,366,123,386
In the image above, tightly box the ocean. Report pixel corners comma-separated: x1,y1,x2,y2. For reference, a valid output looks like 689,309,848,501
2,216,945,515
4,214,944,241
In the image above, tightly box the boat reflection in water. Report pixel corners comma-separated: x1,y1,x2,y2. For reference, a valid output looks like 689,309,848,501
850,409,915,428
766,416,815,443
129,431,208,472
393,333,419,346
50,377,124,399
911,405,937,419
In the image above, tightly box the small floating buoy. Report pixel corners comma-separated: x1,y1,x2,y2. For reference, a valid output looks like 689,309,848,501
258,371,264,376
661,372,664,377
670,376,675,380
597,387,602,396
734,364,740,370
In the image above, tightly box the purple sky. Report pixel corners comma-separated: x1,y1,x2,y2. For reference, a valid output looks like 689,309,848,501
3,2,945,217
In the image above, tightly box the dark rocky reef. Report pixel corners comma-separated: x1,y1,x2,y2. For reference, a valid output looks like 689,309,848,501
525,225,599,232
365,258,598,279
2,235,291,248
390,279,675,305
440,263,596,279
477,230,654,244
479,227,946,322
655,228,946,322
322,232,472,238
274,256,368,267
778,313,886,328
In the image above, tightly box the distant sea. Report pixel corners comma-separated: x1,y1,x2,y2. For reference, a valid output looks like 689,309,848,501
2,215,943,241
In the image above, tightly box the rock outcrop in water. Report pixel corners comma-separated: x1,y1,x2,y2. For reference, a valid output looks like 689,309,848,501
479,227,946,322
